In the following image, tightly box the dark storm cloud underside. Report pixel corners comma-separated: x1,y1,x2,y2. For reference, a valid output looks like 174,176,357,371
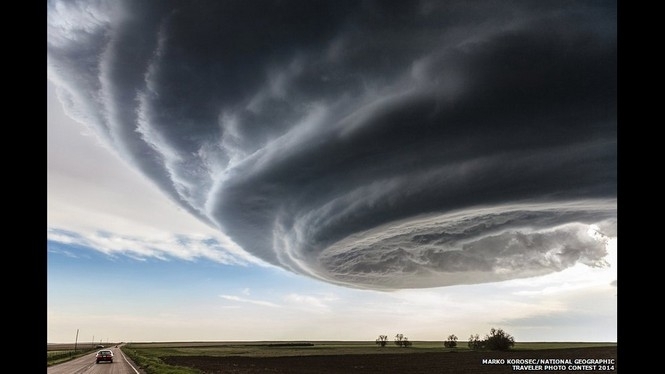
47,0,616,289
214,25,616,255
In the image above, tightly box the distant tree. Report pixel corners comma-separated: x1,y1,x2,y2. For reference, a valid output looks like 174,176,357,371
375,335,388,347
484,328,515,351
467,328,515,351
468,334,483,350
394,334,411,347
444,334,458,348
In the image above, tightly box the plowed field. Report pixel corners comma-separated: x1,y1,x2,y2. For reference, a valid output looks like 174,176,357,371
163,346,617,373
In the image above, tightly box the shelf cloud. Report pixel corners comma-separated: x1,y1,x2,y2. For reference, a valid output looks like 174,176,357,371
47,0,616,290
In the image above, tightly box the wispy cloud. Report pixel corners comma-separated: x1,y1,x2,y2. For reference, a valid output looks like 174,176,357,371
283,293,338,312
47,228,259,266
219,295,280,308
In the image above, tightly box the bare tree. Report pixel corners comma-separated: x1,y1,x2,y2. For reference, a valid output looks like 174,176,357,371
444,334,458,348
375,335,388,347
394,334,412,347
468,334,483,350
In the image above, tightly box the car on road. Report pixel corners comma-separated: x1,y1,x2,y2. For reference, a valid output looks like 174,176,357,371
95,349,114,364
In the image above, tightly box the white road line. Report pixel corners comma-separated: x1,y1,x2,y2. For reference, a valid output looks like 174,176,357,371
118,349,141,374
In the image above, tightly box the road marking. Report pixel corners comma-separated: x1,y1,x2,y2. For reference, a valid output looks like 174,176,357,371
117,349,141,374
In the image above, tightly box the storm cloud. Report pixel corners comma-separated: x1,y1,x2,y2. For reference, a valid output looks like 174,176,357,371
47,0,616,290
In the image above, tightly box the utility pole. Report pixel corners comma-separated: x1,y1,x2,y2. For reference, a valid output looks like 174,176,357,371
74,329,79,352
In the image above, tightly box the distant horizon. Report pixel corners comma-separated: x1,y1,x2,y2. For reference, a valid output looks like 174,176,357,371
48,339,618,345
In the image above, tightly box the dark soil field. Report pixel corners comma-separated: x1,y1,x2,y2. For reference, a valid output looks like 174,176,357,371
163,346,617,374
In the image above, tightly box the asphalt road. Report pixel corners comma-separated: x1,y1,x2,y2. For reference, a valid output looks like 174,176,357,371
47,346,144,374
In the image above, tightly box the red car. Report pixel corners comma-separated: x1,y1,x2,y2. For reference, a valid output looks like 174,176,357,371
95,349,114,364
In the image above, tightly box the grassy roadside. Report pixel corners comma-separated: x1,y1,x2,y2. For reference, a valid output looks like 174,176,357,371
121,345,202,374
47,348,98,367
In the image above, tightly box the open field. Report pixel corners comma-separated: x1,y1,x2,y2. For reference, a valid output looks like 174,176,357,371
118,341,617,374
122,341,616,356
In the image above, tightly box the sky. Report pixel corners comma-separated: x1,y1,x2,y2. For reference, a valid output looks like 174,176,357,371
47,0,617,344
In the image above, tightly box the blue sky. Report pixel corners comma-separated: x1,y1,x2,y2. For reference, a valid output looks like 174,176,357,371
47,0,617,344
